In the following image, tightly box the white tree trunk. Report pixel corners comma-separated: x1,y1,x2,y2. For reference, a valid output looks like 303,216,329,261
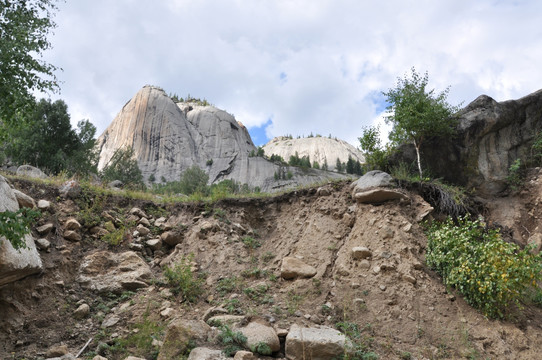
414,140,423,179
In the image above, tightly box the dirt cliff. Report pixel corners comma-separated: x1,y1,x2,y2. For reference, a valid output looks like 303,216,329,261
1,173,541,359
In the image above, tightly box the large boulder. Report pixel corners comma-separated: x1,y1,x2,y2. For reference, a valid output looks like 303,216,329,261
77,251,151,293
0,175,43,286
351,170,394,193
285,324,351,360
281,257,317,280
158,319,213,360
238,319,280,354
16,165,47,179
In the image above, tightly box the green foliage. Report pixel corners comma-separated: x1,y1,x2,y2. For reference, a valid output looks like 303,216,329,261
425,217,542,318
251,341,272,356
217,324,247,356
269,154,285,163
244,284,273,304
531,130,542,165
5,99,98,175
114,310,164,360
242,235,261,249
383,67,460,178
288,152,311,168
101,226,126,246
163,254,204,303
100,146,144,189
335,321,377,360
0,0,60,133
0,208,40,250
507,158,523,191
178,165,209,196
358,126,389,171
216,276,240,297
223,298,244,314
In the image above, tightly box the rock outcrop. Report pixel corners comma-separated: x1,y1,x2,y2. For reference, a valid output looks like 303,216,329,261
96,86,349,192
0,175,43,286
409,89,542,195
263,136,365,171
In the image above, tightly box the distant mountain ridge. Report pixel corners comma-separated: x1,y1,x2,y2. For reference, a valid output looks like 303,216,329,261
262,136,365,170
96,86,349,192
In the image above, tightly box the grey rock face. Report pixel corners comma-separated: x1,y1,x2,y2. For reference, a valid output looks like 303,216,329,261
96,86,349,193
263,136,365,171
0,175,43,286
409,89,542,195
16,165,47,179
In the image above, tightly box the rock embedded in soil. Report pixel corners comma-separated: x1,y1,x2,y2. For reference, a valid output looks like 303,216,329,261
280,257,317,279
285,324,352,360
12,189,36,209
351,246,372,259
64,218,81,231
187,347,227,360
35,238,51,251
354,188,408,204
63,230,82,242
37,199,51,210
36,223,55,235
73,303,90,319
238,319,280,353
234,350,257,359
158,319,213,360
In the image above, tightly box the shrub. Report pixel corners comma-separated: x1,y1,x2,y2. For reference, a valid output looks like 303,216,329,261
178,165,209,196
0,208,40,250
507,158,523,190
425,217,542,318
163,254,204,303
100,146,144,189
242,235,261,249
217,325,247,356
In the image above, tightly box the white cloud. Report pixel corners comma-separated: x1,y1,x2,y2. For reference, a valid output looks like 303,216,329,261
40,0,542,146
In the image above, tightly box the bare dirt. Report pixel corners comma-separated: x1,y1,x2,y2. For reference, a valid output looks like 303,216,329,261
1,175,542,359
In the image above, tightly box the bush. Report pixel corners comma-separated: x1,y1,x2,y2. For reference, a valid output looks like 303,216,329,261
163,254,204,303
425,217,542,318
100,147,144,189
217,324,247,356
0,208,40,250
178,165,209,196
507,158,523,190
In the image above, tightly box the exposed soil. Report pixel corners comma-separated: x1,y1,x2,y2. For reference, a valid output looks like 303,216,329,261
1,175,542,359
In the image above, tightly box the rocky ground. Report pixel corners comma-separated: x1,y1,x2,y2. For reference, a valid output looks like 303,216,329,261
1,172,542,360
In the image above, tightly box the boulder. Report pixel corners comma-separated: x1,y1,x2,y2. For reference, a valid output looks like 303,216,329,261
158,319,213,360
37,199,51,210
59,179,81,199
351,247,372,260
73,303,90,319
77,251,151,293
16,165,47,179
238,319,280,353
12,189,36,209
351,170,394,194
0,175,43,286
187,347,227,360
63,230,81,242
281,257,317,280
353,188,408,204
108,180,123,189
234,351,257,360
36,223,54,235
65,218,81,231
161,230,183,246
285,324,351,360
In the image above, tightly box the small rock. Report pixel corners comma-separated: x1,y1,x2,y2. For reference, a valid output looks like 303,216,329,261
35,238,51,251
137,224,150,236
130,207,148,218
101,315,120,328
65,218,81,231
161,230,183,246
316,187,331,196
64,230,82,242
234,350,257,360
372,266,381,274
155,217,167,228
37,199,51,210
36,223,54,235
359,260,371,269
403,274,417,284
146,238,162,250
139,217,151,227
160,307,174,318
92,355,108,360
13,189,36,209
73,303,90,319
46,344,69,357
108,180,123,189
379,284,387,291
281,257,317,280
351,247,372,260
129,243,144,251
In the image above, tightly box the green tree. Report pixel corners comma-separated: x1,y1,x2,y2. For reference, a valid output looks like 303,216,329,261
358,125,388,171
100,147,144,188
335,158,343,172
0,0,60,134
346,156,354,174
178,165,209,196
383,67,460,178
6,99,97,175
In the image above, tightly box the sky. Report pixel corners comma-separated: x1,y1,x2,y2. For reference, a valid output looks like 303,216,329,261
40,0,542,147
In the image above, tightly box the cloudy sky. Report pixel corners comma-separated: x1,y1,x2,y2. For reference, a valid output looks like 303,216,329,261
41,0,542,146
